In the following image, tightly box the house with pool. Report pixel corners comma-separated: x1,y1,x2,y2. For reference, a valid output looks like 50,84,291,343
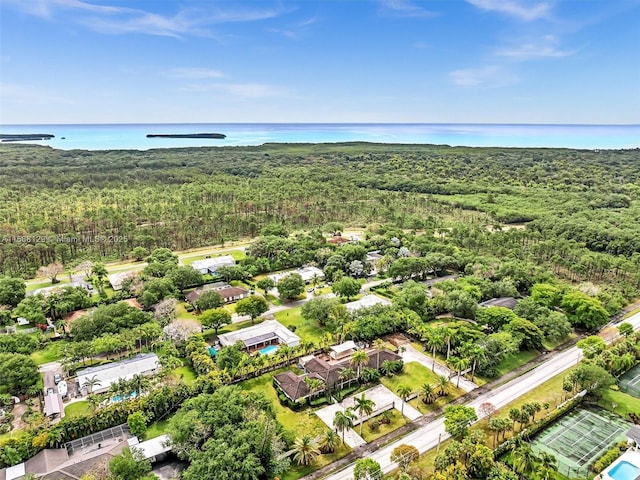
596,426,640,480
216,319,301,354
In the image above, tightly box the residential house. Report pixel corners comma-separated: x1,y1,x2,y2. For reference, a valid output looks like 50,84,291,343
107,272,137,291
217,319,301,350
191,255,236,275
268,266,325,285
345,294,391,314
76,353,160,395
185,283,249,305
273,348,402,403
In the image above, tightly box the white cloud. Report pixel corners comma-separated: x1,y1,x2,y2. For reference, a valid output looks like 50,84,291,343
167,68,225,80
2,0,288,37
176,82,283,99
269,16,320,39
379,0,436,18
496,36,574,59
466,0,551,21
449,65,518,87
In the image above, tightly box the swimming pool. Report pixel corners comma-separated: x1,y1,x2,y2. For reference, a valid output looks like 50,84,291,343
607,460,640,480
111,391,137,403
259,345,279,355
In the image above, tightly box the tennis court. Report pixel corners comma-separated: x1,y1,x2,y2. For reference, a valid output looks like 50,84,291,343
619,364,640,398
531,408,629,477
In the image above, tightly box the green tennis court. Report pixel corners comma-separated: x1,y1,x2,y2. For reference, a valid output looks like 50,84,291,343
531,408,629,477
619,364,640,398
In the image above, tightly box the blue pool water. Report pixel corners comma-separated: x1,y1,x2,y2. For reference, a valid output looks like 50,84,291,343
111,391,137,403
259,345,279,355
607,461,640,480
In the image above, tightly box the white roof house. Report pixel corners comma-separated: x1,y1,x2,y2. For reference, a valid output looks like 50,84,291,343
345,294,391,313
191,255,236,274
268,266,325,284
107,271,137,291
128,434,172,460
217,320,300,349
329,341,358,360
76,353,160,394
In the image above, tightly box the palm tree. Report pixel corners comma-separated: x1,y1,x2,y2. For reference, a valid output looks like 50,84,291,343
131,374,150,396
436,375,450,397
513,445,538,477
350,350,369,380
319,429,340,454
425,329,445,372
292,434,321,466
380,359,395,377
396,384,412,417
448,356,469,388
333,409,356,445
82,375,102,396
538,451,558,479
353,394,376,436
421,383,435,404
338,367,356,389
304,377,325,400
373,339,385,369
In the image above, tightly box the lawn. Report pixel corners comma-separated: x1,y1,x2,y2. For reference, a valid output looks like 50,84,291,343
360,408,406,443
381,362,466,415
239,368,327,439
172,366,197,384
474,350,540,386
239,369,355,480
274,307,327,344
283,443,351,480
64,401,92,418
598,389,640,418
145,418,172,440
176,302,198,320
180,249,246,266
26,280,60,292
31,342,64,365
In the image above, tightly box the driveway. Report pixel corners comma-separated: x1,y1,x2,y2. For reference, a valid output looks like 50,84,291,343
315,403,366,448
341,384,422,422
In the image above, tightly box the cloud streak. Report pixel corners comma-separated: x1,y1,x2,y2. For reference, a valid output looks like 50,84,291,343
449,65,518,87
496,36,574,59
466,0,551,21
2,0,288,37
379,0,437,18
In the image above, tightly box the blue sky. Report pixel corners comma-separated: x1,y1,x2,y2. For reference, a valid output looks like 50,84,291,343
1,0,639,124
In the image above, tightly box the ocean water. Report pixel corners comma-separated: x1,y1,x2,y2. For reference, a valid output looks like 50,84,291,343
0,123,638,151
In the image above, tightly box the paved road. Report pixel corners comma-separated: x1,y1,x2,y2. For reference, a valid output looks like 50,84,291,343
322,310,640,480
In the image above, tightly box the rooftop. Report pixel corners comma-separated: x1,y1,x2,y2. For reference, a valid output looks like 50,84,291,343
76,353,159,378
478,297,518,310
345,294,391,313
217,319,300,348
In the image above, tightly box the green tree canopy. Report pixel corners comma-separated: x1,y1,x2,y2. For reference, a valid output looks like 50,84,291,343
277,273,305,300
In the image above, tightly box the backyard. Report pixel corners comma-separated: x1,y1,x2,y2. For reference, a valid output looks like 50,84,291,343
274,307,327,344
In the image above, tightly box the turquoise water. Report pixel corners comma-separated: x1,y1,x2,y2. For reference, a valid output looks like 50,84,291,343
111,391,137,403
1,123,638,150
607,461,640,480
259,345,279,355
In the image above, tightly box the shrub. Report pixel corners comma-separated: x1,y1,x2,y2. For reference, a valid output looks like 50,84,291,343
593,441,628,473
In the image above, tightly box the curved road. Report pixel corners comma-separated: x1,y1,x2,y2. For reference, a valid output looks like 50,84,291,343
323,310,640,480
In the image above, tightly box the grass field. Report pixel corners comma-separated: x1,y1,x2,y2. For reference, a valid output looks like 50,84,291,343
172,366,197,384
239,368,327,438
360,408,406,443
274,307,327,344
64,401,91,418
474,350,540,386
598,388,640,418
145,418,171,440
31,342,64,365
381,362,465,415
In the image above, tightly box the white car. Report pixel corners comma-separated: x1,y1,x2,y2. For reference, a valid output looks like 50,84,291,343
57,381,68,398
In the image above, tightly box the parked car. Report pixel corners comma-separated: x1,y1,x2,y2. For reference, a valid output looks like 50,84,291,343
46,388,54,396
57,381,68,398
53,373,62,384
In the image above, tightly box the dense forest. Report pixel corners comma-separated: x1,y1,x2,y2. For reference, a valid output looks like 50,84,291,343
0,143,638,286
